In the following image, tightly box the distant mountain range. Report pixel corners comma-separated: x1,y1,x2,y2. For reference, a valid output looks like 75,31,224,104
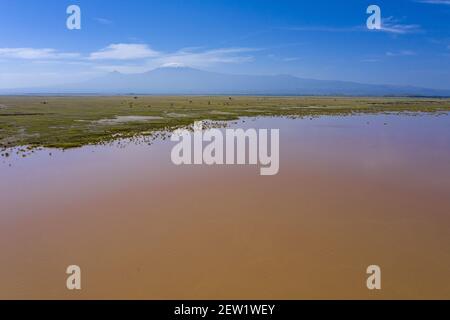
2,67,450,96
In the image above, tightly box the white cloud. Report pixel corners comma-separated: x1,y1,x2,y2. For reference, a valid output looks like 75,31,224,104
153,47,256,68
93,47,257,73
282,18,422,35
386,50,416,56
0,48,80,60
0,44,259,77
94,18,113,25
161,62,187,68
380,17,422,34
415,0,450,5
89,44,159,60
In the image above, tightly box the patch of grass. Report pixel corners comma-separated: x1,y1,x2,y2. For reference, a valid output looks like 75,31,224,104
0,96,449,149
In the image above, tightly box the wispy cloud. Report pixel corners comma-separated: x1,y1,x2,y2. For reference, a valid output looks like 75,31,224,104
89,44,258,73
379,17,422,34
0,48,80,60
386,50,416,56
154,47,257,67
89,44,159,60
415,0,450,5
94,17,113,25
0,43,259,75
281,17,422,35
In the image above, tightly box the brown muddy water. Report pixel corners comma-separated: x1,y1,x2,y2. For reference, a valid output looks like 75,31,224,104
1,114,450,299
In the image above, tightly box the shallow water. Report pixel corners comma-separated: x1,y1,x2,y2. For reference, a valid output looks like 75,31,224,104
1,113,450,299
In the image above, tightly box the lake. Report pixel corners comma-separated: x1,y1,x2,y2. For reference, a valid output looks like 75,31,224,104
1,113,449,299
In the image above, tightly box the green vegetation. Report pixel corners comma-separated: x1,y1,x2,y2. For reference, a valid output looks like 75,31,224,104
0,96,449,149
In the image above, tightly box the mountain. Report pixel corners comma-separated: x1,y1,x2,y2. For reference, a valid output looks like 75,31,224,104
2,67,450,96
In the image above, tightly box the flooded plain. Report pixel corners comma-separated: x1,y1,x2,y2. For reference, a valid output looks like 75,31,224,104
1,113,450,299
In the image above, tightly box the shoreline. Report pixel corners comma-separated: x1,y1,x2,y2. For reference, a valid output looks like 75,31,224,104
1,96,449,150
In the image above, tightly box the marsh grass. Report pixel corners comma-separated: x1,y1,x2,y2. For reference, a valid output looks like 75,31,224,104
0,96,449,150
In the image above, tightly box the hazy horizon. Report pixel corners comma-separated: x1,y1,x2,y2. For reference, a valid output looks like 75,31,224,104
2,65,450,96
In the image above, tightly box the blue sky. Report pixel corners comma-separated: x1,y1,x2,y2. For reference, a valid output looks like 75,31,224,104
0,0,449,89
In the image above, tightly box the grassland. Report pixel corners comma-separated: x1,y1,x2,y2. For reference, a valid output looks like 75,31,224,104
0,96,449,150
